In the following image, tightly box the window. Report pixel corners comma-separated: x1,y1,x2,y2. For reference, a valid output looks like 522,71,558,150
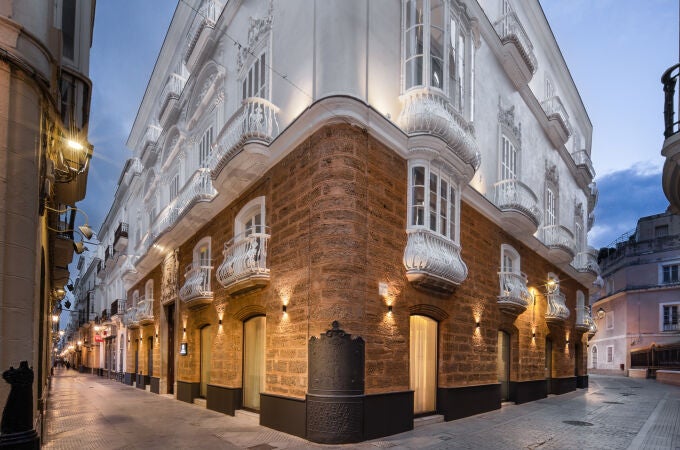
591,346,597,368
195,239,211,267
403,0,472,113
662,264,680,284
500,136,518,181
169,173,179,200
242,53,267,100
655,225,669,237
663,304,679,331
606,311,613,329
409,163,458,240
145,279,154,300
500,244,520,274
61,0,76,60
235,197,267,237
606,346,613,363
132,290,139,307
198,127,213,168
545,187,556,226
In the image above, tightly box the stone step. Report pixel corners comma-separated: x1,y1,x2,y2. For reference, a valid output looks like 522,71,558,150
413,414,444,428
235,409,259,423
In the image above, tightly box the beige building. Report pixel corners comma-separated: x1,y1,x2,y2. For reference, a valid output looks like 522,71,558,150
590,211,680,375
0,0,95,444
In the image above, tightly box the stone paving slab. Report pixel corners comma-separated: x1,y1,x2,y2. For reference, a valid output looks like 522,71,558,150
44,370,680,449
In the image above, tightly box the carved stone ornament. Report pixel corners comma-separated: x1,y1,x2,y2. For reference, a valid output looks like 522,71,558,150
161,251,179,305
236,1,274,70
545,161,558,185
574,201,583,219
498,101,522,144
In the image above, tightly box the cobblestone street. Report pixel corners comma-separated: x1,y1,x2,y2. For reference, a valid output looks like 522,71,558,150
44,369,680,449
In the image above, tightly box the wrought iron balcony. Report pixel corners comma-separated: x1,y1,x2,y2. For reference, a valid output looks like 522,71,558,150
663,63,680,139
110,299,125,318
540,95,570,145
492,179,541,229
142,125,162,156
403,229,468,293
663,322,680,332
179,262,213,308
216,227,270,296
113,222,129,252
159,73,187,125
124,306,138,329
572,246,600,276
184,0,223,70
497,271,532,316
575,306,596,333
545,291,569,323
104,245,115,268
539,224,577,260
493,10,537,77
136,296,154,325
398,88,480,170
571,150,595,180
209,97,280,177
661,63,680,211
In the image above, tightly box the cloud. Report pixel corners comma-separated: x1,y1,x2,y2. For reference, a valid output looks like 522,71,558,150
588,165,668,248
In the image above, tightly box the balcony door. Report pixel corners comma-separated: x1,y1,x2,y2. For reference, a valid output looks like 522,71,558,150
243,316,266,410
410,315,437,415
200,325,212,398
497,331,510,401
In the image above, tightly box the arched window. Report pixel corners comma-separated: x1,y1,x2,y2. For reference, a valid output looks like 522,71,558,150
132,290,139,307
500,244,520,274
193,237,211,268
235,196,266,237
145,279,154,300
408,161,459,241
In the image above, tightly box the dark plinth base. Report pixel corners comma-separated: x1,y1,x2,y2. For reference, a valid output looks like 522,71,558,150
124,372,134,385
150,377,160,394
260,393,305,438
306,394,363,444
206,385,241,415
0,429,40,449
363,391,413,440
576,375,589,388
437,384,500,421
550,376,577,395
510,379,547,404
135,374,146,389
177,381,200,404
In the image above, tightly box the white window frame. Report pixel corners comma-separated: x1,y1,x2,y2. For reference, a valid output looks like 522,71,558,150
407,160,460,242
241,51,268,101
660,302,680,332
606,345,613,363
132,290,139,307
235,196,267,237
500,244,520,274
659,261,680,284
145,279,154,300
198,126,213,168
193,237,212,268
545,187,556,227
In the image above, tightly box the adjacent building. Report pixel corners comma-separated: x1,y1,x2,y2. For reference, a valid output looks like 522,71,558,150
662,61,680,212
0,0,95,445
95,0,597,443
590,211,680,375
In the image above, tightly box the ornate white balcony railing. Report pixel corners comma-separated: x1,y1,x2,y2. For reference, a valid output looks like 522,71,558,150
136,296,154,324
185,0,222,64
179,263,213,305
541,96,570,136
208,97,280,176
571,150,595,179
159,73,187,119
403,229,468,292
498,271,532,314
575,306,596,333
545,291,569,322
572,246,600,275
492,179,542,227
143,125,162,148
540,224,577,256
493,11,537,74
124,306,138,328
216,227,270,292
398,88,480,169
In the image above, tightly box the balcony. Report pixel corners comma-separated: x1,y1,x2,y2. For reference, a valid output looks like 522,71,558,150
179,263,213,309
540,96,570,147
104,245,115,268
136,296,154,326
209,97,280,178
572,246,600,278
100,309,109,324
141,125,162,161
110,299,125,318
121,257,138,285
492,179,541,233
493,10,537,84
403,229,468,293
159,73,187,127
124,306,138,329
539,225,577,263
575,306,596,334
398,88,480,178
113,222,129,252
497,271,532,316
184,0,223,71
545,291,569,323
661,63,680,212
663,322,680,332
571,150,595,183
216,227,270,296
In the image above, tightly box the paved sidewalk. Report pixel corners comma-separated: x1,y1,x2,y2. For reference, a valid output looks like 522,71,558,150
43,369,680,449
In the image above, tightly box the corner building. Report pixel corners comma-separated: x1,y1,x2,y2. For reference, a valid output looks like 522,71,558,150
98,0,599,443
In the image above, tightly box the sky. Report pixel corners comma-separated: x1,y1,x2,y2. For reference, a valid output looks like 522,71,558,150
76,0,678,261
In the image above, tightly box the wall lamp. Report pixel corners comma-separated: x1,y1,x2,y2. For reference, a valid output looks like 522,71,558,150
282,304,287,314
475,321,481,329
597,307,606,319
388,305,393,314
44,205,96,254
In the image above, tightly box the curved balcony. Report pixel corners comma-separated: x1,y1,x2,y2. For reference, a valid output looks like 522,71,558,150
571,150,595,182
209,97,280,178
159,73,187,127
572,246,600,278
184,0,223,71
661,63,680,212
124,306,139,329
179,263,213,309
545,291,569,323
498,271,532,316
539,224,577,263
136,296,154,326
575,306,596,334
403,229,468,293
493,11,537,83
540,95,570,147
216,228,270,297
492,179,541,233
398,88,480,172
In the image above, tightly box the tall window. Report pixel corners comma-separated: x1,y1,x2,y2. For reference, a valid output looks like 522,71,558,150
663,305,679,331
662,264,680,284
169,173,179,200
606,346,613,363
500,244,519,274
61,0,76,60
409,163,458,240
145,279,154,300
591,346,597,368
195,239,211,267
500,136,518,180
242,53,267,100
199,127,213,168
235,197,267,237
545,188,556,226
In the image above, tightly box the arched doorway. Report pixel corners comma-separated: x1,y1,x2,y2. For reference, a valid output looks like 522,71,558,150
243,316,266,410
200,325,212,398
410,315,438,415
497,331,510,401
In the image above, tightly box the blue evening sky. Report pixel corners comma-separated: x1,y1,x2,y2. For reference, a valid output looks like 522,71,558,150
78,0,677,254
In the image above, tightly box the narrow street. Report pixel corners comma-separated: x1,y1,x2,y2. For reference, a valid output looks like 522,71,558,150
43,369,680,449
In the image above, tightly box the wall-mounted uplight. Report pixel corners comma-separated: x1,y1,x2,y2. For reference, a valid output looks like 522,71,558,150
475,321,481,329
218,319,222,325
388,305,393,314
282,304,287,314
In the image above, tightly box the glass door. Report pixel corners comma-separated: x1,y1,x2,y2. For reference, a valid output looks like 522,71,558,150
410,315,437,415
243,316,266,410
200,325,212,398
498,331,510,401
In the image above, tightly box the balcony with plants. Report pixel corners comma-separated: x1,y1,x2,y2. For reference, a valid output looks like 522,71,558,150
216,227,270,296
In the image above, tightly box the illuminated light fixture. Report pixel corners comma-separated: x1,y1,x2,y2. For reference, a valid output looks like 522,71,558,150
475,321,481,329
55,288,66,299
532,332,536,338
566,340,570,345
59,330,65,337
597,307,605,319
388,305,393,314
183,327,186,333
282,304,287,314
44,205,95,240
73,241,87,254
66,139,84,151
52,314,60,323
94,325,100,332
218,319,222,325
77,340,82,346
